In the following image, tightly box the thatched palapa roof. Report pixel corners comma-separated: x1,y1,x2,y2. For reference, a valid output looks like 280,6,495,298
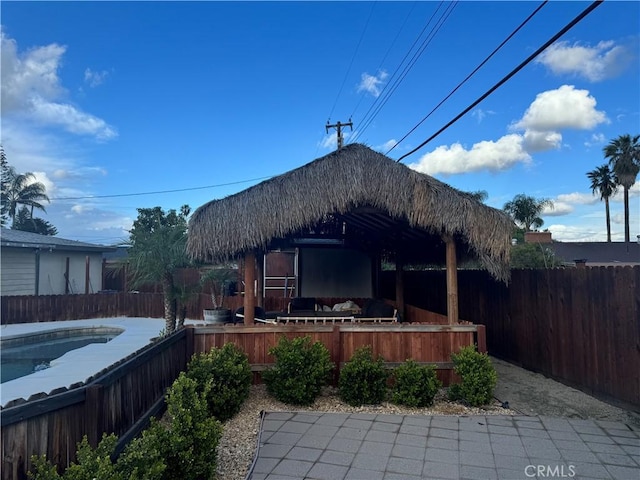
187,144,514,282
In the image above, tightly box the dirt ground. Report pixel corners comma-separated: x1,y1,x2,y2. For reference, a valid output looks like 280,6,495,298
491,357,640,429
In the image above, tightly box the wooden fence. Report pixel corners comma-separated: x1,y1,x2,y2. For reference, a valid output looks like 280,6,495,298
1,329,192,480
382,266,640,409
192,323,484,386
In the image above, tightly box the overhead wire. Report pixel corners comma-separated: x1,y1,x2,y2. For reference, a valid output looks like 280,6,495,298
350,1,448,141
395,0,604,163
351,1,459,144
50,175,276,201
385,0,549,156
326,1,377,123
349,1,418,121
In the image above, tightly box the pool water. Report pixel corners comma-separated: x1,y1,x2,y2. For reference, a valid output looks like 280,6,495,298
1,330,121,383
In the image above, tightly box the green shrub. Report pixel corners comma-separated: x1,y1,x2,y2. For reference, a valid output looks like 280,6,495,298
29,434,123,480
186,342,252,421
339,346,388,406
391,360,442,407
263,335,333,405
448,345,497,407
159,372,223,479
28,373,220,480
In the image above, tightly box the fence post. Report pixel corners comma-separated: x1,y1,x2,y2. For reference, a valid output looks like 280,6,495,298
475,325,487,354
331,325,341,386
84,384,104,447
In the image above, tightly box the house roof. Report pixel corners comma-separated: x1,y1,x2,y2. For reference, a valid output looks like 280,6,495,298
0,228,115,253
187,144,514,282
550,241,640,266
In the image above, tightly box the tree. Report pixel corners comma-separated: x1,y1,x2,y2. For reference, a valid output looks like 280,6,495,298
2,166,50,228
126,205,191,334
13,206,58,235
0,146,10,226
587,164,618,242
466,190,488,203
510,243,560,269
503,194,554,232
603,134,640,243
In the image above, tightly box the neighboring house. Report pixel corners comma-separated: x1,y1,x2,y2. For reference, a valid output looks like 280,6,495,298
0,228,116,296
524,231,640,267
550,241,640,267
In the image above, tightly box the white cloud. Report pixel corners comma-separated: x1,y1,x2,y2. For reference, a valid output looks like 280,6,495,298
584,132,606,148
522,130,562,152
374,139,397,153
357,70,388,98
84,68,109,87
543,202,572,216
547,224,608,242
1,30,117,140
513,85,608,132
556,192,599,206
536,40,632,82
409,85,610,176
471,108,495,124
408,134,530,175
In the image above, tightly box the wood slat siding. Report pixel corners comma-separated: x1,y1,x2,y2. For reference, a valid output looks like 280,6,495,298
1,329,190,480
381,266,640,409
193,323,481,387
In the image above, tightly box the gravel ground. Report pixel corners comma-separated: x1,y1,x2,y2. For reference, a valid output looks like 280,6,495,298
213,383,513,480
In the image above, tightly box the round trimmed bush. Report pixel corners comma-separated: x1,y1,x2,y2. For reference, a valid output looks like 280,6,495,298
186,342,252,421
339,346,388,406
448,345,497,407
263,335,333,405
391,360,442,407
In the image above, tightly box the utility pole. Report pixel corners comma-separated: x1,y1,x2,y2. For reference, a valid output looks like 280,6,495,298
326,119,353,150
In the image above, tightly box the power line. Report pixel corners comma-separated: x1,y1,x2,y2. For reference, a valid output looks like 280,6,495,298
351,1,458,144
386,0,548,156
51,175,275,201
349,1,418,121
326,1,377,123
395,0,604,163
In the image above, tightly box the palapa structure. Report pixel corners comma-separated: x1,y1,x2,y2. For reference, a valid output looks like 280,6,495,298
188,144,514,324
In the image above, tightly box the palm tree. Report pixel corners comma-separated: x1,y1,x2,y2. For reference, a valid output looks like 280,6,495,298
125,206,191,334
3,166,50,228
603,134,640,243
503,194,554,232
587,164,618,242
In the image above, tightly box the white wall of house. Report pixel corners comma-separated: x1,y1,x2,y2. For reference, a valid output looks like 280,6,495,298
38,251,104,295
0,248,36,295
1,248,104,296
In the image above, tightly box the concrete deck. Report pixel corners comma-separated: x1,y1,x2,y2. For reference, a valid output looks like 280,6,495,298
247,412,640,480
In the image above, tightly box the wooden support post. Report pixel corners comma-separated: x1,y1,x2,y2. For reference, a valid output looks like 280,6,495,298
395,254,405,319
444,235,459,325
85,256,90,294
244,251,256,325
256,251,264,308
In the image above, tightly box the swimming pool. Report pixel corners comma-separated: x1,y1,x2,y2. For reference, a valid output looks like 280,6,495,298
1,327,123,383
0,318,166,407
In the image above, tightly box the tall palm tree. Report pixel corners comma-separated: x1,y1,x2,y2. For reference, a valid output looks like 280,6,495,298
587,165,618,242
3,166,50,228
125,206,191,334
603,134,640,243
503,194,554,232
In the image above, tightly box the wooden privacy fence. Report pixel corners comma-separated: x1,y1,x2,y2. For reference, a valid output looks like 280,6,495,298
193,323,485,386
1,329,192,480
383,266,640,409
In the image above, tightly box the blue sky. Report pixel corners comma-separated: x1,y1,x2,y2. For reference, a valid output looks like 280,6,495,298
1,1,639,245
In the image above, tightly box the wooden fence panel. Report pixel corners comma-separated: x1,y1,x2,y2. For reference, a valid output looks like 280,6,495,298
382,266,639,409
1,330,190,480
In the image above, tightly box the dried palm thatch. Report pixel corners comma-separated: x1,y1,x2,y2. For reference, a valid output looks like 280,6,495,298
188,144,514,282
